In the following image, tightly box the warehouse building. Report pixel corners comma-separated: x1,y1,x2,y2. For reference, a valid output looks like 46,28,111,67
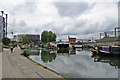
14,34,40,44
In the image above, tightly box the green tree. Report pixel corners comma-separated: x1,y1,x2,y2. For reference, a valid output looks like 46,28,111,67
118,36,120,41
49,31,53,42
22,35,31,44
2,37,10,45
53,33,57,41
41,31,49,43
41,30,57,43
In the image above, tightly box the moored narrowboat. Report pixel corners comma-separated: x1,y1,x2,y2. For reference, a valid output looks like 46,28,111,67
110,46,120,55
92,46,120,55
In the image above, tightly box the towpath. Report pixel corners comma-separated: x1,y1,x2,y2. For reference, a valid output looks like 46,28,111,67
2,47,64,79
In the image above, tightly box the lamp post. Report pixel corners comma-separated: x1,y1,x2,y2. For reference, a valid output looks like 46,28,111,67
100,33,101,39
115,28,117,37
115,27,120,41
0,11,4,17
5,14,8,37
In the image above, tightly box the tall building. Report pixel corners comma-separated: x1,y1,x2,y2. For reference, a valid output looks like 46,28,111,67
0,11,7,38
0,16,3,51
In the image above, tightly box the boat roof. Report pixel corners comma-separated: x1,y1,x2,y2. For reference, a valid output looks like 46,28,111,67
112,46,120,47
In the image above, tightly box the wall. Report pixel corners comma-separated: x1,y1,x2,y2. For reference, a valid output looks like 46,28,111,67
0,16,3,43
0,16,3,79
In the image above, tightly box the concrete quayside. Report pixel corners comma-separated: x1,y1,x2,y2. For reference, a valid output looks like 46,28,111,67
2,47,65,79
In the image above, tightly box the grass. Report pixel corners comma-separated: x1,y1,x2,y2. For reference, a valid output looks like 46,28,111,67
95,36,118,42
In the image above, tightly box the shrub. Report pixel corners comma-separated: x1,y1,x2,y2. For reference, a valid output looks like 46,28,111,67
2,37,10,45
3,45,10,48
22,49,31,57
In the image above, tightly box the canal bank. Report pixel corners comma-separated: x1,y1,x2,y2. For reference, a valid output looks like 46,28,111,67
29,48,119,78
85,41,120,46
2,47,65,79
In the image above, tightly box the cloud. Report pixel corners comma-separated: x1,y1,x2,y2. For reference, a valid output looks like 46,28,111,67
18,20,27,27
0,0,118,40
54,2,96,18
8,19,31,35
10,2,37,15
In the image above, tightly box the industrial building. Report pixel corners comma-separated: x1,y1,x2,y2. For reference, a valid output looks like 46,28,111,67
26,34,40,44
14,34,40,44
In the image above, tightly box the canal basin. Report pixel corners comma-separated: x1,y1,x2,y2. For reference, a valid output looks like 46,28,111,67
29,48,119,78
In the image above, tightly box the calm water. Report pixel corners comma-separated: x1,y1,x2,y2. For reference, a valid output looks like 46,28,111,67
29,48,119,78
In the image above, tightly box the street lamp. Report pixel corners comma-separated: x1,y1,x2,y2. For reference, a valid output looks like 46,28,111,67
0,11,4,17
5,14,8,37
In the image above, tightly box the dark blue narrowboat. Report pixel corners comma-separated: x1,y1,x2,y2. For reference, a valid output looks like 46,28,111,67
92,46,120,55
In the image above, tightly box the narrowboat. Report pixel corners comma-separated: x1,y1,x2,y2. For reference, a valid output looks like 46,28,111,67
73,45,83,49
91,46,99,54
98,46,111,55
92,46,120,55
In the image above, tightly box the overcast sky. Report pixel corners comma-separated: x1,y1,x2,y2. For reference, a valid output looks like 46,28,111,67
0,0,119,40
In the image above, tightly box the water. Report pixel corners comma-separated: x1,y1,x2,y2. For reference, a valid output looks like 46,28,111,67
29,48,119,78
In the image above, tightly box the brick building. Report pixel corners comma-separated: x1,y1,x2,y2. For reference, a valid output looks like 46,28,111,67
68,36,76,43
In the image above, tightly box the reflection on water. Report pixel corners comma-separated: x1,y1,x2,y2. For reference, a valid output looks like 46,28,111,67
91,54,120,69
29,48,119,78
41,50,56,63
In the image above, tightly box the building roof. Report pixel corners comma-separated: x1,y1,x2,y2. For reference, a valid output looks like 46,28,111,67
68,36,76,39
69,38,76,39
17,34,40,36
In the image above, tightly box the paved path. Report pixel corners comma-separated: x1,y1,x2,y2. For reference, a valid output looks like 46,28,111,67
2,47,64,78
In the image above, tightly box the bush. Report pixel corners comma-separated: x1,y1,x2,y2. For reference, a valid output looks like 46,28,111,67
22,49,31,57
3,45,10,48
2,37,10,45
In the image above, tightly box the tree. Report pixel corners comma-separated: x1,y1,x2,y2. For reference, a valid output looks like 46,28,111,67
118,36,120,41
49,31,53,42
2,37,11,45
41,31,49,43
22,35,31,44
41,30,57,43
53,33,56,41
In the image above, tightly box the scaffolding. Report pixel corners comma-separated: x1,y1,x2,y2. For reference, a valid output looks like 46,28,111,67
0,11,8,38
